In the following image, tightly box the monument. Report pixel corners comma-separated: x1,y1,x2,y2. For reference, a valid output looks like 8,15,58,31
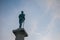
19,11,25,28
13,11,28,40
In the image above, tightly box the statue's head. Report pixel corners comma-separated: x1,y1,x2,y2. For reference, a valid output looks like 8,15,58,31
21,11,24,14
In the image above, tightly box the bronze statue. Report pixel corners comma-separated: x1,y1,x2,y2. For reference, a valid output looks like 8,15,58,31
19,11,25,28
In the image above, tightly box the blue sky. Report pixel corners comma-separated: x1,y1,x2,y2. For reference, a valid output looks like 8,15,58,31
0,0,60,40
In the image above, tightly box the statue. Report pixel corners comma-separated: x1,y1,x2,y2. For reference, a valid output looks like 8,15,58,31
19,11,25,28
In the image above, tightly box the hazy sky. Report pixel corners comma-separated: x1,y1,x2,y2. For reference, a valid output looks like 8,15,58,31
0,0,60,40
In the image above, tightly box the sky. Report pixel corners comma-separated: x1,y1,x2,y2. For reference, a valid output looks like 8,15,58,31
0,0,60,40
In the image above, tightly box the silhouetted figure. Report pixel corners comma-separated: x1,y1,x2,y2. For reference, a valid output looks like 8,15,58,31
19,11,25,28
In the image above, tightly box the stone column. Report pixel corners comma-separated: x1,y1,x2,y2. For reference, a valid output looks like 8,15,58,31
13,28,28,40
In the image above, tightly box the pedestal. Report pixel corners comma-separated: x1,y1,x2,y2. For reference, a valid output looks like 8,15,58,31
13,28,28,40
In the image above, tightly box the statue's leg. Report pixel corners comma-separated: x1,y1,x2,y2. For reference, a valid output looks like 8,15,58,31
20,23,21,28
20,23,22,28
